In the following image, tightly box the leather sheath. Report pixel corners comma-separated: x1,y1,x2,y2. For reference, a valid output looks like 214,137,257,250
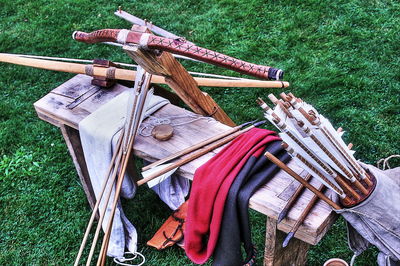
147,201,189,250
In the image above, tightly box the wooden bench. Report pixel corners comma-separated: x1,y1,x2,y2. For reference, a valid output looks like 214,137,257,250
34,74,337,265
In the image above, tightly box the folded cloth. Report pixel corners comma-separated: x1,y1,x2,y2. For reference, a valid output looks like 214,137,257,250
79,89,169,257
334,163,400,266
184,128,281,264
212,141,291,266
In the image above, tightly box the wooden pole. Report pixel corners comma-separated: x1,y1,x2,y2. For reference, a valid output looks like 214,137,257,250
97,74,151,265
264,152,341,210
0,53,289,88
138,123,262,186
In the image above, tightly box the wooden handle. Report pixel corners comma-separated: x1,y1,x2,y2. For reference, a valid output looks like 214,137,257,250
72,29,284,80
73,29,121,44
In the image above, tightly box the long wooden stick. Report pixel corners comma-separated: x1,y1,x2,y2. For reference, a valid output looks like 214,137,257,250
282,180,324,247
142,121,255,172
138,123,264,186
86,145,124,265
97,74,151,265
0,53,289,88
96,142,132,265
265,152,341,210
73,132,124,266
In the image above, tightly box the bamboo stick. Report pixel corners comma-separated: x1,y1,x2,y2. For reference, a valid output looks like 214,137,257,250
137,123,264,186
0,53,289,88
265,152,341,210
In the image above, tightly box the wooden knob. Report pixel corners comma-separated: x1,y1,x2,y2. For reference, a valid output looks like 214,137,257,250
151,124,174,141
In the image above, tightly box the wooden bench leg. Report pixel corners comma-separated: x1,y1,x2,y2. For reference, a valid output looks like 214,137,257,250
60,125,97,209
264,218,309,266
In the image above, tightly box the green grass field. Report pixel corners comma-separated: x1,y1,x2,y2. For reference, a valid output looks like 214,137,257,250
1,0,399,265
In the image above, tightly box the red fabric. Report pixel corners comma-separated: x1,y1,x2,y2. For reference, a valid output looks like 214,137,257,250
184,128,280,264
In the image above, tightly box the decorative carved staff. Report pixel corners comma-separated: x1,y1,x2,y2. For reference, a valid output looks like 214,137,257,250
0,53,289,88
72,29,284,80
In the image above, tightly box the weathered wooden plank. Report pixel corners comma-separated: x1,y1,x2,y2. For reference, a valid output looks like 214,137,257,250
34,74,128,129
60,125,97,210
264,218,309,266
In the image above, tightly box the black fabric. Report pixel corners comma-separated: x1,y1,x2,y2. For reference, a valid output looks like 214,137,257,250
238,148,291,263
212,141,291,266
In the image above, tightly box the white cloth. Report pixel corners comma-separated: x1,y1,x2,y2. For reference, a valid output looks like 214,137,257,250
147,164,190,210
79,89,169,257
334,163,400,266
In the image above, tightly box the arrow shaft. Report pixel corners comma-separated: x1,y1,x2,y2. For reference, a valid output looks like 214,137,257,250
137,125,257,186
265,152,341,210
142,126,242,172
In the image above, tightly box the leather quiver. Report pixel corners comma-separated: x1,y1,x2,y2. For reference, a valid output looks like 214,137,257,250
147,200,189,250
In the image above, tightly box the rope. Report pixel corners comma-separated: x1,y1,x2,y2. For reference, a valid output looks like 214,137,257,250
350,253,357,266
139,114,212,137
113,251,145,266
377,155,400,170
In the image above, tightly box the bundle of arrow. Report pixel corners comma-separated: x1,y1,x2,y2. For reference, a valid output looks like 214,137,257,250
257,92,375,209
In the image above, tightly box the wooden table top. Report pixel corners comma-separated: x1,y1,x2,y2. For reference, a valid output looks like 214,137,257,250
34,74,337,245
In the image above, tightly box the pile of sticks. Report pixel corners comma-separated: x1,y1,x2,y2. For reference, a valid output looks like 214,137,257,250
257,92,376,245
74,67,152,266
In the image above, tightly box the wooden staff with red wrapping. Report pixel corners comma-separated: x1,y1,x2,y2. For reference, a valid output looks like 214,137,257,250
72,29,284,80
